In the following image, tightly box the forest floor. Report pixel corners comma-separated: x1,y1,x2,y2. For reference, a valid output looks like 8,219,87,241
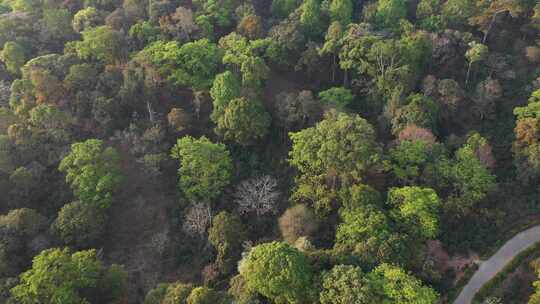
102,146,200,303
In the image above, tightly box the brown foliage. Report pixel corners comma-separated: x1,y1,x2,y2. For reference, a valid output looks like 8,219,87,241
237,14,263,40
398,125,437,144
278,204,318,244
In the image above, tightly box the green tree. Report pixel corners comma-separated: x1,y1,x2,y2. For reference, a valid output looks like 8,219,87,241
52,201,106,249
271,0,300,18
1,41,27,75
239,242,316,304
376,0,408,30
11,248,127,304
300,0,323,35
240,56,270,89
72,7,105,33
368,263,439,303
162,282,194,304
513,91,540,184
138,39,222,90
391,93,439,135
208,212,247,274
319,21,343,82
465,41,488,85
385,139,445,184
210,71,241,122
187,286,228,304
318,87,354,111
329,0,353,27
387,186,441,240
72,25,126,64
43,9,75,43
129,21,161,47
335,204,391,249
59,139,123,209
320,265,377,304
432,139,496,209
170,136,233,202
215,97,271,145
289,111,381,213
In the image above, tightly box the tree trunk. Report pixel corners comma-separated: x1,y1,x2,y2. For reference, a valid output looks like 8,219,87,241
332,55,336,83
146,100,155,124
466,62,472,86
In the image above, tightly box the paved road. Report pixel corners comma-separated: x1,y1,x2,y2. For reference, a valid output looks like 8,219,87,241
454,225,540,304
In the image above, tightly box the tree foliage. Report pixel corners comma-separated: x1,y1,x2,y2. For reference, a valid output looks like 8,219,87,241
170,136,233,202
59,139,123,209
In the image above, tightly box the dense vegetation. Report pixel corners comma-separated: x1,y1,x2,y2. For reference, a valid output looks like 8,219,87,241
0,0,538,302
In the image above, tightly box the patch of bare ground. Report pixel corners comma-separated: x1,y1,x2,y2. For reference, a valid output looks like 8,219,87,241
102,146,200,303
428,240,480,283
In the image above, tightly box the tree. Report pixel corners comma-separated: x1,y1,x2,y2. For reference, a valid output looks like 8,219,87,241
391,93,439,135
208,212,247,273
11,248,127,304
398,125,437,144
0,208,46,236
42,8,76,44
129,21,161,47
182,202,212,237
215,97,271,145
387,186,441,240
318,87,354,111
320,265,376,304
52,201,106,248
59,139,123,209
465,41,488,85
376,0,408,30
274,90,321,132
1,41,27,75
72,7,106,33
335,204,391,248
368,263,439,303
162,282,194,304
289,110,381,213
432,139,497,209
187,286,228,304
237,14,264,40
300,0,323,35
385,139,441,184
234,175,280,216
167,107,192,132
329,0,353,27
138,39,222,90
239,242,316,304
240,56,270,89
278,204,318,244
64,63,99,92
72,25,126,64
530,268,540,304
513,90,540,184
271,0,300,18
210,71,241,122
170,136,233,202
159,7,199,42
319,22,343,82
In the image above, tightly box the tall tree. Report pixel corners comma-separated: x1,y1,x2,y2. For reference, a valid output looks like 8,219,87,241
59,139,123,209
11,248,127,304
289,110,381,213
239,242,316,304
387,186,441,240
170,136,233,202
215,97,271,145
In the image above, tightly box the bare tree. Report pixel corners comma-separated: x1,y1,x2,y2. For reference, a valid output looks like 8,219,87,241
234,175,280,216
183,202,212,237
0,81,10,107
